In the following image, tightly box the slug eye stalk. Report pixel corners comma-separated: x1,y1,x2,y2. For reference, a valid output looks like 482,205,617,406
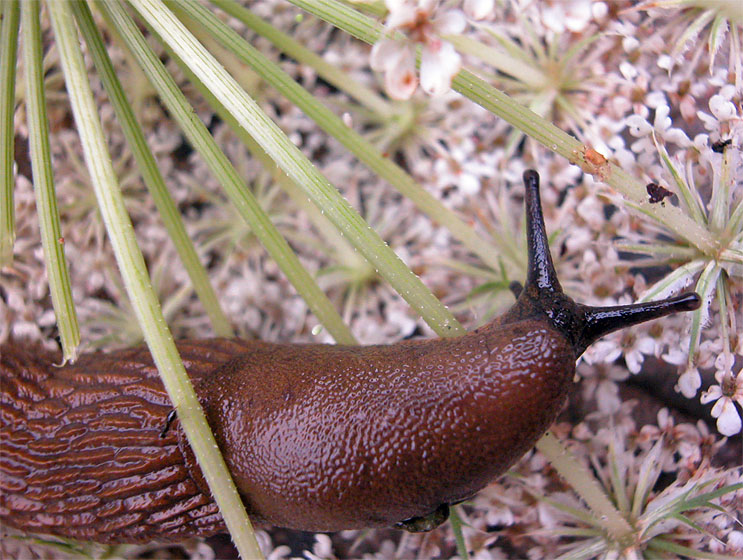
518,170,701,356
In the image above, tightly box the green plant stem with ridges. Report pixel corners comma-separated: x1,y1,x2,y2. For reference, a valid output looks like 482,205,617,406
98,0,355,345
447,34,544,87
722,136,743,237
157,20,361,340
160,21,360,296
286,0,719,256
21,0,80,363
72,1,232,338
454,73,716,255
712,136,734,235
128,0,462,337
173,0,500,274
685,260,721,368
209,0,390,116
47,2,262,558
448,507,469,560
647,535,739,560
655,138,706,225
0,0,19,266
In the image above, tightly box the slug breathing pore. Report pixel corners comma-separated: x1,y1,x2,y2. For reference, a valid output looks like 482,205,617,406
0,170,700,543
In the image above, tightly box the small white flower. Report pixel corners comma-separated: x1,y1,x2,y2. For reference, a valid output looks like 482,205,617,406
706,393,741,436
464,0,493,20
700,367,743,436
619,61,638,80
624,334,656,373
622,36,640,52
541,0,594,33
626,114,653,137
709,94,736,121
420,40,461,96
371,40,418,99
676,366,702,398
578,362,631,414
370,0,465,99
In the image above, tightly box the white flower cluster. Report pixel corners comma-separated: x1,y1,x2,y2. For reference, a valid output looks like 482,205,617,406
4,0,742,558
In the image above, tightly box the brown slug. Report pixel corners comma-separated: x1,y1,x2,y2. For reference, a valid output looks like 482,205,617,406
0,170,700,544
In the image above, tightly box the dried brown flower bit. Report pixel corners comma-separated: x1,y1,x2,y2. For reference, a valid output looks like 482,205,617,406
645,182,674,204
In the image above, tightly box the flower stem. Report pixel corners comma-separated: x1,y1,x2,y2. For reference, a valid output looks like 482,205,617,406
210,0,391,116
22,0,80,362
0,0,20,266
176,0,500,273
48,2,262,558
286,0,720,256
129,0,461,336
73,1,233,338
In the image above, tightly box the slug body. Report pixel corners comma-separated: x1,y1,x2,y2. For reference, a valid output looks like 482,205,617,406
0,171,700,543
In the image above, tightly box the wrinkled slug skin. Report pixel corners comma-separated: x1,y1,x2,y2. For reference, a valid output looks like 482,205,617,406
195,320,575,532
0,171,700,543
0,321,575,541
0,340,250,542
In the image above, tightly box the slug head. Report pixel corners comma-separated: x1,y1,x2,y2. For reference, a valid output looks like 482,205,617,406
512,170,700,356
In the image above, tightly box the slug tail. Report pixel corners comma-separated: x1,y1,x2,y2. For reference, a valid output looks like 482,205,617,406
523,170,562,294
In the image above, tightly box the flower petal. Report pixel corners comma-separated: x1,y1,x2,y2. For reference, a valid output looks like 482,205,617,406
709,94,736,121
385,47,418,99
464,0,493,20
677,367,701,398
385,0,418,29
700,385,722,404
626,115,652,137
715,399,742,436
434,10,466,35
371,39,401,72
420,41,461,96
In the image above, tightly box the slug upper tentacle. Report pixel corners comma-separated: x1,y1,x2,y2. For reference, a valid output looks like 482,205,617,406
0,170,700,543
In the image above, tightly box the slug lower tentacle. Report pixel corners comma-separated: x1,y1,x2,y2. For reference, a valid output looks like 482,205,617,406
0,170,700,543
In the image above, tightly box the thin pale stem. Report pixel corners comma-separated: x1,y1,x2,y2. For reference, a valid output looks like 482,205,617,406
47,2,263,558
0,0,20,266
172,0,500,274
21,0,80,362
210,0,391,116
72,1,233,338
99,0,356,345
128,0,461,336
286,0,720,256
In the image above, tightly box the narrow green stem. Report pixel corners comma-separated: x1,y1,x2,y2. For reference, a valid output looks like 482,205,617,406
724,141,743,237
448,507,470,560
163,29,360,292
72,1,233,338
173,0,499,275
0,0,20,266
711,136,734,235
210,0,391,116
447,34,544,87
290,0,379,43
286,0,720,256
129,0,461,336
99,0,355,345
21,0,80,362
685,260,721,368
47,2,263,558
